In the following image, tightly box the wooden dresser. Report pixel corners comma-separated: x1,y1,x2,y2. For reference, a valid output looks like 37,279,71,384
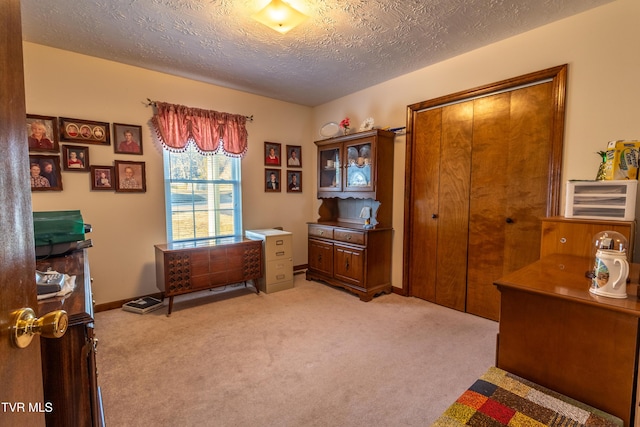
36,249,103,427
494,254,640,427
155,237,262,315
307,222,392,301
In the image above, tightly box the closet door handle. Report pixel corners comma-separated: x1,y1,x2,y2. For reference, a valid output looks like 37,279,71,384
505,217,514,224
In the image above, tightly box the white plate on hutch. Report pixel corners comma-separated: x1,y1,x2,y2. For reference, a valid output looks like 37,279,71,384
320,122,340,138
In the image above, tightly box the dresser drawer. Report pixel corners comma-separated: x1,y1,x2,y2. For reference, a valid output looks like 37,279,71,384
334,228,365,245
309,224,334,239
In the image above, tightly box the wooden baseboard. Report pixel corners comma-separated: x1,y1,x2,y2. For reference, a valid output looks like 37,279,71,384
95,292,164,313
391,286,406,296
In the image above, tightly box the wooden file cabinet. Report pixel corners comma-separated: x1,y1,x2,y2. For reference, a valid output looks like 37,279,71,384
155,237,262,315
245,229,294,293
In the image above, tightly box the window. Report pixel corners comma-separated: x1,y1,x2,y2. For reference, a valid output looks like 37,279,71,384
163,143,242,242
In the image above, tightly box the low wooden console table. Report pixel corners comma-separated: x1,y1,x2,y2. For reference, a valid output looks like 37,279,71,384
494,254,640,427
155,237,262,315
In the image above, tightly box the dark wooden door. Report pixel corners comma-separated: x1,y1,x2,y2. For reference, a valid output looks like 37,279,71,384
404,66,566,321
434,102,473,310
407,102,473,310
0,1,47,425
406,108,441,302
466,82,554,319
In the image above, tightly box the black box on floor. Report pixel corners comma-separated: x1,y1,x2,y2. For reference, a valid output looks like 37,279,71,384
122,297,163,314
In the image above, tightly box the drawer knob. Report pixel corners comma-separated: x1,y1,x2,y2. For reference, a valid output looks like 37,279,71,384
560,237,567,244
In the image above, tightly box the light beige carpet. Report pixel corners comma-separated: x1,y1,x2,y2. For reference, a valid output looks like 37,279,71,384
95,274,498,426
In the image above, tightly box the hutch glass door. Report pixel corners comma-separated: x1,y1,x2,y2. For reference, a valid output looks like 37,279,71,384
344,140,373,192
318,143,342,192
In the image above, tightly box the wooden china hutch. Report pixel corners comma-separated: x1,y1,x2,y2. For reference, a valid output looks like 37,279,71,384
306,129,395,301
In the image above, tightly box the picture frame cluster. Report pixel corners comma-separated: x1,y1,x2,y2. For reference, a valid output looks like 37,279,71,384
27,114,146,193
264,141,302,193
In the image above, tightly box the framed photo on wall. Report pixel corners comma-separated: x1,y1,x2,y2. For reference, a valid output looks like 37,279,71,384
286,170,302,193
113,123,143,155
90,165,115,191
62,145,90,171
27,114,59,152
59,117,111,145
286,145,302,168
265,168,281,192
115,160,146,192
29,154,62,191
264,142,281,166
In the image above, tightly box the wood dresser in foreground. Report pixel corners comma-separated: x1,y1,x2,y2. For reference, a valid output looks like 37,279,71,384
155,237,262,315
36,249,104,427
494,254,640,427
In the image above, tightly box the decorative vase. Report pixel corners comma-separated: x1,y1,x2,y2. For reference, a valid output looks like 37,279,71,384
342,128,349,135
596,151,607,180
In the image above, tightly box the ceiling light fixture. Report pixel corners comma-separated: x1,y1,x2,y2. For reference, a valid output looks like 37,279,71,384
251,0,308,34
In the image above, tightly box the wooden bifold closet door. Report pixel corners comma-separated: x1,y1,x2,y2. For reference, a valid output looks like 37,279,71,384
403,66,566,321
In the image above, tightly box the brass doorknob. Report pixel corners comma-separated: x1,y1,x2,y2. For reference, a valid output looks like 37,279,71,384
11,308,68,349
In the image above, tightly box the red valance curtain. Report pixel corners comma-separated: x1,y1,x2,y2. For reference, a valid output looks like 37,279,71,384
151,101,248,157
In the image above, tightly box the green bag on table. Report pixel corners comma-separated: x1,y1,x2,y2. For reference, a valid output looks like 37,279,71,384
33,210,85,247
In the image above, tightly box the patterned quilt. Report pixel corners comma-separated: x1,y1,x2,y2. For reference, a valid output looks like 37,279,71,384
432,367,622,427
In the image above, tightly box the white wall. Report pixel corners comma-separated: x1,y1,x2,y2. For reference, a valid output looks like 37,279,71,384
25,44,314,304
312,0,640,290
26,0,640,304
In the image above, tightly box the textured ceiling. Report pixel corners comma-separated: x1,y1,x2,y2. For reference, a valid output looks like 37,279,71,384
20,0,614,107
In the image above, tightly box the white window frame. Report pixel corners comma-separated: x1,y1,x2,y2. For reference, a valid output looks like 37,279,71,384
163,143,242,243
